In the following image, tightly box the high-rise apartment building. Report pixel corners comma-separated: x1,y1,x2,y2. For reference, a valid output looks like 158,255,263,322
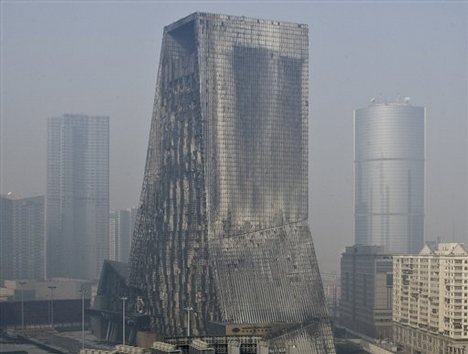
0,194,45,283
354,99,425,254
108,212,117,261
393,243,468,353
109,208,137,262
339,245,393,339
47,114,109,280
128,12,334,353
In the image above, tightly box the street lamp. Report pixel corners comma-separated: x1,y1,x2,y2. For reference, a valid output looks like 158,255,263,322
47,286,57,329
120,297,128,345
79,287,87,349
19,281,27,331
184,306,194,338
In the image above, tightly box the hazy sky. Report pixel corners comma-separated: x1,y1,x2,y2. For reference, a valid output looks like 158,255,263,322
1,1,467,273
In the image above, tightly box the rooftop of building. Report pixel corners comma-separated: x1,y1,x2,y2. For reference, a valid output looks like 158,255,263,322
190,339,211,350
392,242,468,258
164,12,308,33
343,244,388,255
96,260,128,294
368,96,412,106
152,342,178,351
419,242,467,256
0,193,44,201
104,260,128,279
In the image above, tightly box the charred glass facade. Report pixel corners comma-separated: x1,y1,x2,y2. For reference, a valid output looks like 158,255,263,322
129,13,334,353
354,103,425,254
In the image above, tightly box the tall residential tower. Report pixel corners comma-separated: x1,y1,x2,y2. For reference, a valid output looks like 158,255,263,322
47,114,109,280
0,194,45,282
129,13,334,353
354,100,425,254
109,208,137,262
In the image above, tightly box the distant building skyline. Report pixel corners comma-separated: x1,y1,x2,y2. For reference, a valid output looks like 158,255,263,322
46,114,109,280
0,194,45,283
2,3,466,275
354,100,425,254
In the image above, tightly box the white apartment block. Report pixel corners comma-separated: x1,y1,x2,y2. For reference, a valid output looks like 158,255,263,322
393,243,468,354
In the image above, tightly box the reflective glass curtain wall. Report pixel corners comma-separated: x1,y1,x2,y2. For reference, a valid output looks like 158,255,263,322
354,103,425,254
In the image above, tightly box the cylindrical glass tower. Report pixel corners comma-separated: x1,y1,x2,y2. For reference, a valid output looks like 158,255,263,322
354,100,425,254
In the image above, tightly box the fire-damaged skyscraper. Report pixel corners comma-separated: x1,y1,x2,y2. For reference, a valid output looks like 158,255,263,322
129,12,335,353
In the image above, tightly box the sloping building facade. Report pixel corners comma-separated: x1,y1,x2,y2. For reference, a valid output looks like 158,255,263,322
128,12,334,353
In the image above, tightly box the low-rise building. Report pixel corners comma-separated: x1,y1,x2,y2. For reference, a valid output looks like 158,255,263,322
189,339,215,354
151,342,182,354
0,278,93,302
393,243,468,353
339,245,393,339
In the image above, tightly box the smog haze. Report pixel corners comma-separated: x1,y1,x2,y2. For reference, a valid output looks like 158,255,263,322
1,1,467,273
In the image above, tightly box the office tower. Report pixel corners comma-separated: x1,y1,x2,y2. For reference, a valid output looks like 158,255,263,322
354,99,425,254
47,114,109,280
0,194,45,283
109,208,137,262
393,243,468,353
339,245,393,339
129,13,334,353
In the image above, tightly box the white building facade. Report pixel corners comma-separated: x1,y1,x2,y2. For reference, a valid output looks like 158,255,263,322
393,243,468,353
